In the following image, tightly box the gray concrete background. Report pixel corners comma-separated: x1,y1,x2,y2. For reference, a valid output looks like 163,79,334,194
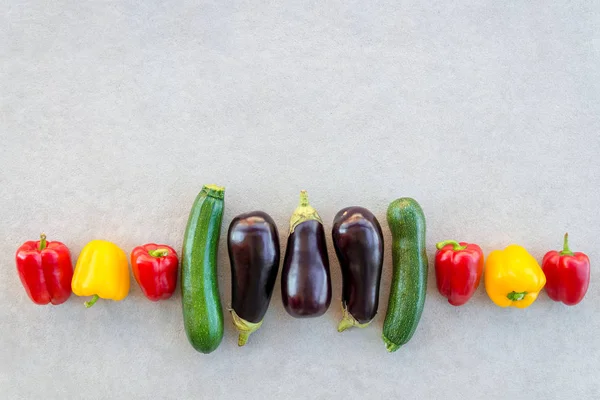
1,1,599,399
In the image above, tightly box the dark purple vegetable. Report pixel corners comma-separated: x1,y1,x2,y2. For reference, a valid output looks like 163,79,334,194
228,211,280,346
281,190,331,318
332,206,384,332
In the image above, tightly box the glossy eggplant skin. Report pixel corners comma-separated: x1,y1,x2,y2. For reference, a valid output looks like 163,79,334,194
281,220,332,318
332,206,384,324
228,211,280,324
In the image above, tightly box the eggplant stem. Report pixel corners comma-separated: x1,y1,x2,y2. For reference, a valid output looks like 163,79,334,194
230,309,263,347
289,190,323,233
337,302,371,332
238,332,251,346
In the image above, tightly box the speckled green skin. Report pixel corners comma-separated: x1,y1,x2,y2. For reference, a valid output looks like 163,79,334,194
181,185,225,354
382,198,428,352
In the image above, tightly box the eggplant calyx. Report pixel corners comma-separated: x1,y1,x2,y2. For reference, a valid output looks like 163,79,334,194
382,334,401,353
337,302,371,332
289,190,323,234
230,309,263,347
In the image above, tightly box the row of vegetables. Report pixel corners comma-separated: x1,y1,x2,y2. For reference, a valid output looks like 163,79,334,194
15,185,591,353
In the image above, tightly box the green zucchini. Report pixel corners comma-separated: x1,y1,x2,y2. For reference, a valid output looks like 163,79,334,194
382,197,428,352
181,184,225,353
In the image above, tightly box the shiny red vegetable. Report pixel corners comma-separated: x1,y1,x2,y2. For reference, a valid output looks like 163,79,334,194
131,243,178,301
434,240,484,306
542,233,590,306
15,233,73,305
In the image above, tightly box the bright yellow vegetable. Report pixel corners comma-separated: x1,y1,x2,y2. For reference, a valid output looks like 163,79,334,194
484,244,546,308
71,240,130,307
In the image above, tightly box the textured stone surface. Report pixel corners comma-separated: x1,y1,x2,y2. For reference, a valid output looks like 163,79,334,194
1,1,599,399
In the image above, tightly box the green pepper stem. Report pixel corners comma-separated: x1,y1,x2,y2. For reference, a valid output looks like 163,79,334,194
84,294,100,308
39,233,47,251
560,233,573,256
436,240,467,251
507,291,527,301
149,248,170,257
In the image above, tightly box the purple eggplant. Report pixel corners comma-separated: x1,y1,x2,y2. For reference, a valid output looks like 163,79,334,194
281,190,331,318
228,211,280,346
332,206,383,332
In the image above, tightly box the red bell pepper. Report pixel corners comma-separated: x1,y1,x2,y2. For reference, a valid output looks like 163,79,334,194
15,233,73,305
435,240,484,306
131,243,178,301
542,233,590,306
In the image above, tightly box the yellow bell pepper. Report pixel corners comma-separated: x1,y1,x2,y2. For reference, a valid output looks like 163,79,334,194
71,240,130,307
485,244,546,308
